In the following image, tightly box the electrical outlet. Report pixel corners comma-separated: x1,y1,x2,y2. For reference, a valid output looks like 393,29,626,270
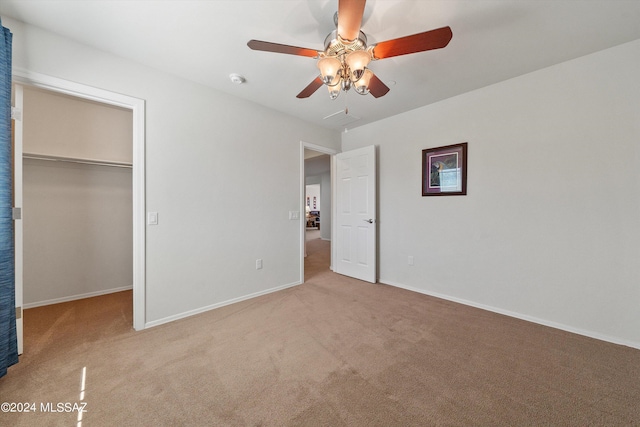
256,259,263,270
408,256,414,266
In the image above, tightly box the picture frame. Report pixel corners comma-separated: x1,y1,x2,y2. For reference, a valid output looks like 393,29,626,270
422,142,468,196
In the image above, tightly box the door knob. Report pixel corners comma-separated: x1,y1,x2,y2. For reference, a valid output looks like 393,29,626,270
363,219,375,224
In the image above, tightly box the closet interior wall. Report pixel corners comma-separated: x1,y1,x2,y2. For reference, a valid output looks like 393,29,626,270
22,85,133,308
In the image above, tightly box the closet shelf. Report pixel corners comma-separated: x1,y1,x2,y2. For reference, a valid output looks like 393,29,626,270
23,152,132,168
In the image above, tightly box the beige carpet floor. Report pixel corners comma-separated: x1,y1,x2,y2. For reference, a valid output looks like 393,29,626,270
1,235,639,426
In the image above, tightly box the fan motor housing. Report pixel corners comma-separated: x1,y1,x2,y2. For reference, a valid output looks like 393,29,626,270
324,30,368,57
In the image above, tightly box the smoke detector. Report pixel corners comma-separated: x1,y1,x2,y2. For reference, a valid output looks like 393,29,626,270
229,73,246,85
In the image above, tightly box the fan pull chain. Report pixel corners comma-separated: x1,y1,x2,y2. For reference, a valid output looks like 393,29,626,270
344,89,349,115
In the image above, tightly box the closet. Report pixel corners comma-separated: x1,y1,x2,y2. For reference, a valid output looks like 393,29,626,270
21,85,133,308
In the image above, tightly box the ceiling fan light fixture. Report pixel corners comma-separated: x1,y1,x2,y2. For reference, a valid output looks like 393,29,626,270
345,50,371,81
324,29,367,56
341,76,352,92
248,2,452,100
327,82,341,100
317,56,342,85
354,69,373,95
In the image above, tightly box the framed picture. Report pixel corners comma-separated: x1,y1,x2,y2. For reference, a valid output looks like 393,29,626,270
422,142,468,196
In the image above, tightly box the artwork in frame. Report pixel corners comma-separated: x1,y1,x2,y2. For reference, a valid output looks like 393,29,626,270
422,142,468,196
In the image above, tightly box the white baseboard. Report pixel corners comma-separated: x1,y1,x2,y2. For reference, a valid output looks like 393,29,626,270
380,279,640,350
23,285,133,309
145,280,302,329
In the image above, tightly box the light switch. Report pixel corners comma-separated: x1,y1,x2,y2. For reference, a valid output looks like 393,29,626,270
289,211,300,220
147,212,158,225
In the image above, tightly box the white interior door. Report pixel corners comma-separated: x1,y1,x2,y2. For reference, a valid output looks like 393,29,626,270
12,83,23,354
335,145,376,283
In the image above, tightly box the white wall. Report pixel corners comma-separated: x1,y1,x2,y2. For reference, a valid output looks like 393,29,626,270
23,86,133,163
5,17,341,325
342,39,640,348
305,184,320,212
23,159,133,306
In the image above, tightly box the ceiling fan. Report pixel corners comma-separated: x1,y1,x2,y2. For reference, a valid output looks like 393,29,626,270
247,0,452,100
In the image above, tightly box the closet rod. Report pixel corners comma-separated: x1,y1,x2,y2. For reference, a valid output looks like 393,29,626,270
23,153,132,169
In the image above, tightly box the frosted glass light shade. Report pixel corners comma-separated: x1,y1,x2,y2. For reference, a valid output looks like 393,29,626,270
317,57,342,85
354,69,373,95
345,50,371,81
327,82,341,100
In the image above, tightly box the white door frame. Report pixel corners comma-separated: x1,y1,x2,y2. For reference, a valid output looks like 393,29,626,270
299,141,337,283
13,83,24,353
12,69,146,331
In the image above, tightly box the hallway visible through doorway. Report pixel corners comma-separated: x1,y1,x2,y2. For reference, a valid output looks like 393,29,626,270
304,229,330,281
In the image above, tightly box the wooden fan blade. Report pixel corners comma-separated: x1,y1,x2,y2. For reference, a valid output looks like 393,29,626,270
368,74,390,98
337,0,366,42
297,77,324,98
247,40,319,58
372,26,452,60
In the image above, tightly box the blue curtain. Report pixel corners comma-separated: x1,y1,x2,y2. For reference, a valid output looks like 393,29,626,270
0,18,17,378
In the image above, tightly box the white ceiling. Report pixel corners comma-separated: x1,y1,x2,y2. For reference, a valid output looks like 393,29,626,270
2,0,640,131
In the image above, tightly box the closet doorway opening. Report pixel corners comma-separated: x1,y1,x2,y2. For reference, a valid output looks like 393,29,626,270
12,72,146,353
19,84,133,340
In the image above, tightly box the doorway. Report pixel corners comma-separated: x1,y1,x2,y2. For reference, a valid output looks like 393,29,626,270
20,85,133,310
300,142,336,282
12,71,146,349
